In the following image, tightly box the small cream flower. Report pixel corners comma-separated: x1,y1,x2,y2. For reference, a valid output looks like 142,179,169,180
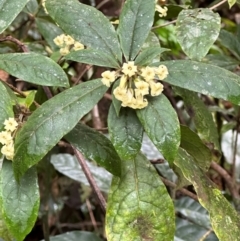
113,86,127,101
60,46,70,56
135,80,149,96
154,65,168,80
53,34,65,47
149,81,164,96
101,71,116,87
73,42,84,51
121,88,134,105
122,61,138,77
156,5,168,17
0,131,12,145
64,35,75,45
141,66,155,82
1,143,14,160
4,118,18,132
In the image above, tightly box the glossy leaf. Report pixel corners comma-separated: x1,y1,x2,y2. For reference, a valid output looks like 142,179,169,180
13,79,107,181
108,105,143,160
51,154,112,193
46,0,122,63
111,80,121,116
175,148,240,240
118,0,155,60
0,53,69,87
134,47,168,66
136,95,180,164
176,9,221,60
65,123,121,177
0,0,30,33
0,82,14,129
106,153,175,241
36,17,63,50
162,60,240,105
43,231,104,241
0,160,39,241
65,49,119,68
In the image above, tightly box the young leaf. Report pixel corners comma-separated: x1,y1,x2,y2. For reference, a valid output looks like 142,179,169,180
0,160,39,241
108,105,143,160
0,82,14,129
106,153,175,241
175,87,220,153
118,0,155,60
180,125,212,171
228,0,237,9
136,95,180,165
175,148,240,240
0,0,29,34
46,0,122,63
162,60,240,105
65,49,120,68
0,53,69,87
134,47,169,66
65,123,121,177
13,79,107,181
176,9,221,61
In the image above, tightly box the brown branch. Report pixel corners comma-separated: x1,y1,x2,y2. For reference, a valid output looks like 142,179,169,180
72,146,106,214
0,36,28,52
152,20,177,30
92,104,103,129
209,0,228,10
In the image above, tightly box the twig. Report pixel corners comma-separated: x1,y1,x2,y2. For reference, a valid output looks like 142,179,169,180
92,104,103,129
0,36,28,52
96,0,111,9
74,64,92,86
43,86,53,99
209,0,228,10
160,176,199,201
104,93,112,100
152,20,177,30
86,198,98,232
198,229,213,241
72,146,106,214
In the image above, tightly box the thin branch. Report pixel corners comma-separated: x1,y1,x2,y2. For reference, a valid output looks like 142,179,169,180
96,0,111,9
86,198,98,232
0,36,28,52
209,0,228,10
43,86,53,99
199,229,213,241
152,20,177,30
92,104,103,129
72,146,106,214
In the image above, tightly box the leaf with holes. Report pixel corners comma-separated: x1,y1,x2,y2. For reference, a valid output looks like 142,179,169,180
106,152,175,241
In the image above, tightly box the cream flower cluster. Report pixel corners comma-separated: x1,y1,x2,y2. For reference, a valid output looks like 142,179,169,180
0,118,18,160
53,34,85,56
155,0,168,17
101,61,168,109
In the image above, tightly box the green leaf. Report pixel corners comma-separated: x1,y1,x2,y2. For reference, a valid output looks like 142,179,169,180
46,0,122,63
106,153,175,241
65,123,121,177
180,125,212,171
0,160,39,241
218,29,240,60
136,95,180,164
175,148,240,241
0,0,30,34
43,231,104,241
118,0,155,60
65,49,119,68
13,79,107,181
108,105,143,160
0,82,14,129
228,0,236,9
162,60,240,105
0,211,13,241
24,0,38,14
36,17,63,51
51,154,112,193
176,9,221,60
111,80,122,116
175,87,220,153
0,53,69,87
134,47,169,66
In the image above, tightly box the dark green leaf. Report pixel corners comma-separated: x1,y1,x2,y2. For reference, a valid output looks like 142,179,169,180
106,153,175,241
24,0,38,14
175,148,240,240
118,0,155,60
51,154,112,193
162,60,240,105
176,9,221,60
36,17,63,51
136,95,180,164
13,79,107,181
65,49,119,68
0,82,14,129
134,47,169,66
0,0,29,34
0,160,39,241
111,80,121,116
44,231,104,241
65,123,121,177
0,53,69,87
218,29,240,60
46,0,122,63
0,211,13,241
108,105,143,160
